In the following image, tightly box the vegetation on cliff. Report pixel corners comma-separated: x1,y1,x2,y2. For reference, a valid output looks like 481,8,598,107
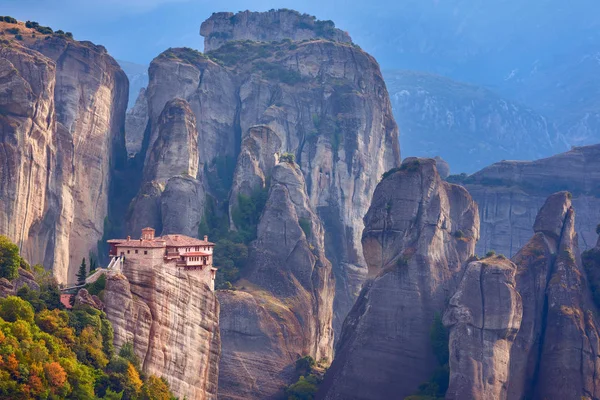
0,237,175,399
0,235,22,280
405,314,449,400
199,185,268,289
285,356,328,400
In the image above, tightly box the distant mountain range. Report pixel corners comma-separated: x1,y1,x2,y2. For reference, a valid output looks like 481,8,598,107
117,59,148,109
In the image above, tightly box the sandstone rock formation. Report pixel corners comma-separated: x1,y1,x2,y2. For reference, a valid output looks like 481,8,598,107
0,25,128,283
74,288,104,310
115,11,398,398
125,87,148,155
506,192,600,399
218,162,334,399
129,14,399,337
200,9,352,52
104,260,220,400
463,144,600,258
443,256,522,400
442,192,600,399
0,268,40,298
126,98,205,238
144,98,199,183
319,158,479,399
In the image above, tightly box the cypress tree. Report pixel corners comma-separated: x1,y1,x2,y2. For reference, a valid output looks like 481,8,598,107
76,257,87,286
89,256,97,273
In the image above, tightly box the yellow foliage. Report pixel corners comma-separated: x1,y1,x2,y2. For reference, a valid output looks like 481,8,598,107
142,375,172,400
127,362,143,394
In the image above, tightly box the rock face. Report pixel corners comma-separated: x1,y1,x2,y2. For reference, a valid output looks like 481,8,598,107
144,98,198,183
104,261,220,400
443,257,522,400
121,11,398,397
0,25,128,283
463,144,600,258
442,192,600,399
0,268,40,298
319,158,479,399
129,13,399,338
385,70,566,173
200,9,352,52
506,192,600,399
74,288,104,310
126,98,205,238
218,162,335,399
125,87,148,155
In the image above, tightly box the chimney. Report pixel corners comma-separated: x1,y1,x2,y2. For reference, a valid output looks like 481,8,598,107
127,236,131,241
141,227,155,240
204,235,208,242
174,235,179,241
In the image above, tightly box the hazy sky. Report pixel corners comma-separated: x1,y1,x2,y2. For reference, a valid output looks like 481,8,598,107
2,0,381,65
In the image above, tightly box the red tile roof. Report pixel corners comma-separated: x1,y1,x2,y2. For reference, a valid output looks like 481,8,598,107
60,294,73,309
114,239,166,248
158,234,214,247
108,233,214,248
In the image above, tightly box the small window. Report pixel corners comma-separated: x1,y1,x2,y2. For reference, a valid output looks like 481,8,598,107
120,252,124,256
127,250,130,254
144,251,148,255
135,249,138,254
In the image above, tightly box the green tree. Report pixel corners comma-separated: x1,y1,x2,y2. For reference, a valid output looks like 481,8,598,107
89,255,97,273
0,235,20,280
77,258,87,286
104,388,124,399
280,152,296,164
119,342,140,369
286,375,319,400
0,296,35,323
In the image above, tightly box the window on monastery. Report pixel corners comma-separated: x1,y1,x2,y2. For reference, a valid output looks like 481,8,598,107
135,249,138,254
127,250,130,254
144,251,148,255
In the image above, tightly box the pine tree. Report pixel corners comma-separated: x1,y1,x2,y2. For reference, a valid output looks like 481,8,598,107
76,258,87,286
89,256,96,273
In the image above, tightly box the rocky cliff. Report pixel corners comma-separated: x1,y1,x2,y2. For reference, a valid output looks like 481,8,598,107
320,156,600,399
507,192,600,399
126,98,205,238
116,10,397,398
218,162,335,399
124,87,147,156
444,192,600,399
104,259,221,400
462,144,600,258
443,255,522,399
200,9,352,52
384,70,566,174
0,22,128,283
319,158,479,399
128,11,399,336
